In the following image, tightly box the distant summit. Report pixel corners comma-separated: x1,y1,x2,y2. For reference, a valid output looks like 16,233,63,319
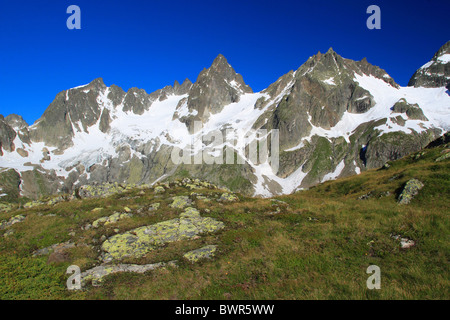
409,41,450,88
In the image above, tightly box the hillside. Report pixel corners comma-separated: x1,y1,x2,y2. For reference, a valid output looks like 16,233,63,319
0,134,448,300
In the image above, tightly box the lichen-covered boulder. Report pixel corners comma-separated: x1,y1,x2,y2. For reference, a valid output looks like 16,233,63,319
435,150,450,162
0,214,26,230
398,179,424,204
23,200,45,209
80,261,177,287
100,207,224,262
77,182,136,199
46,195,66,206
183,245,217,263
0,203,14,212
219,193,239,202
91,212,132,228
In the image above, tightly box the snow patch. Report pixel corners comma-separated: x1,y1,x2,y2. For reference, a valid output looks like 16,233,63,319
322,160,345,182
437,54,450,64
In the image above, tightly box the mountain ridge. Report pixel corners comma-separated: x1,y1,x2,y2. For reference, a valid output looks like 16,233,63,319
0,42,449,200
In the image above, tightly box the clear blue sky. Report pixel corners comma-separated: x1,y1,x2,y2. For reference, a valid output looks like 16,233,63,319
0,0,449,125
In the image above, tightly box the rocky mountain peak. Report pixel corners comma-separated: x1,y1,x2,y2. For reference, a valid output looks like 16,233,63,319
408,40,450,88
433,40,450,59
173,78,193,95
89,77,106,88
28,77,108,150
210,54,229,69
182,54,253,131
5,114,28,129
199,54,252,92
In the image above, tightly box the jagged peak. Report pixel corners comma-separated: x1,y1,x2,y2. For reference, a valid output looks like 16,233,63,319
293,49,399,88
126,87,148,94
173,78,193,92
68,77,106,92
211,54,230,69
203,54,238,78
182,78,193,86
91,77,105,84
193,54,252,93
87,77,106,89
433,40,450,59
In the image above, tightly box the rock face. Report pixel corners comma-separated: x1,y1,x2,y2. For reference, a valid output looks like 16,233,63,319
391,98,428,121
408,41,450,88
0,116,17,155
1,46,449,199
29,78,107,151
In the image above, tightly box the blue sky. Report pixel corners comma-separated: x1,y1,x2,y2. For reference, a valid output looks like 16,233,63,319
0,0,449,124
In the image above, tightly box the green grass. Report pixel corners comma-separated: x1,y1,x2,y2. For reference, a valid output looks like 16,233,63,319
0,143,448,300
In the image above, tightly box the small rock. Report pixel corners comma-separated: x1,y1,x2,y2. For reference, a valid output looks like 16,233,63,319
378,191,391,198
219,193,239,202
169,196,191,209
413,152,425,160
435,150,450,162
380,162,390,170
0,214,26,230
358,191,373,200
33,241,75,257
47,250,70,264
3,229,14,238
391,234,415,249
183,245,217,263
149,203,160,211
154,186,165,194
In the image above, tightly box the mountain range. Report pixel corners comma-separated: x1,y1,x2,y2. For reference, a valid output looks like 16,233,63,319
0,41,449,200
